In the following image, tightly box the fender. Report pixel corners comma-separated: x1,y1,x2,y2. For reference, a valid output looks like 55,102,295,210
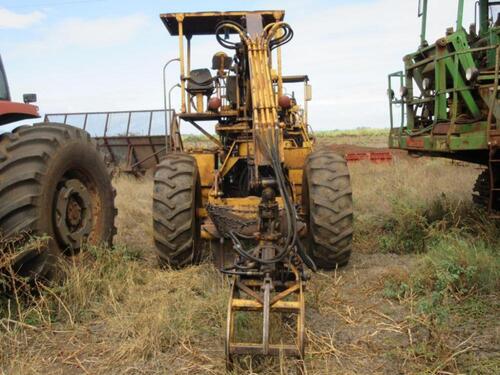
0,100,40,126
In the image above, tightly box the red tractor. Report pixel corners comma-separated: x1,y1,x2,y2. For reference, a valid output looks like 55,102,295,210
0,55,116,281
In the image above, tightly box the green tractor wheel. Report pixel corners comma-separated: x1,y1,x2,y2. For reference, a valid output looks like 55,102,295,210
152,153,202,268
302,148,353,269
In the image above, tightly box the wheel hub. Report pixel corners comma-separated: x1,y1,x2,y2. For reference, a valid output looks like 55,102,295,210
54,179,93,250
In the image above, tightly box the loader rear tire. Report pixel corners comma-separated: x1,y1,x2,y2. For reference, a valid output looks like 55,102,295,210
0,123,117,281
303,148,353,269
153,153,201,268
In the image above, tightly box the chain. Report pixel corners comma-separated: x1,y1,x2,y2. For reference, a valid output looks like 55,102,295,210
206,204,258,236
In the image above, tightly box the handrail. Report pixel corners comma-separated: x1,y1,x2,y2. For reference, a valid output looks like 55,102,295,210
162,58,180,151
387,71,404,133
167,83,180,152
45,108,173,137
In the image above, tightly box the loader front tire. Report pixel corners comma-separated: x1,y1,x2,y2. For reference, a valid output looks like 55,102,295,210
302,148,353,269
0,123,117,281
153,153,201,268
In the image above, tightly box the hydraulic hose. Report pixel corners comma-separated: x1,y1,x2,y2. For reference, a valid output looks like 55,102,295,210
227,128,316,271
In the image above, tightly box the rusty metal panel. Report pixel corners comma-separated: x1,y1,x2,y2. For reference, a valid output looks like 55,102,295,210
44,109,171,173
283,147,309,169
192,152,216,187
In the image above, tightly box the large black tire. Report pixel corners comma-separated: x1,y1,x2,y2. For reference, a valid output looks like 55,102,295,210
472,169,500,211
153,153,201,268
0,123,117,280
302,148,353,269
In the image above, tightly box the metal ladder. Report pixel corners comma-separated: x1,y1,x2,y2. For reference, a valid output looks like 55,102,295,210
488,141,500,218
487,47,500,217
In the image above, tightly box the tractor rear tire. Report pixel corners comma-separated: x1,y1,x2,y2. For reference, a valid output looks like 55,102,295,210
153,153,201,268
302,148,353,269
0,123,117,281
472,169,500,211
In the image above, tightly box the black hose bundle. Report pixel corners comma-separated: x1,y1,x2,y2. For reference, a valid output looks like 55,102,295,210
226,128,316,271
269,24,294,51
215,20,246,50
215,20,294,51
211,18,310,270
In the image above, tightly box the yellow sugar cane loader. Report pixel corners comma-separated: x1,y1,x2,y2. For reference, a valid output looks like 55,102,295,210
154,10,353,369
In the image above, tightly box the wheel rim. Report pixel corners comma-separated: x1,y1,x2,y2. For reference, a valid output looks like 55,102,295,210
54,178,93,251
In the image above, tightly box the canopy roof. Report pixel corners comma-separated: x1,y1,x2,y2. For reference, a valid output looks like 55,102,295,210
160,10,285,36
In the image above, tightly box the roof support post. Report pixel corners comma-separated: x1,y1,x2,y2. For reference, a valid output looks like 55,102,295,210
177,14,186,113
187,35,192,113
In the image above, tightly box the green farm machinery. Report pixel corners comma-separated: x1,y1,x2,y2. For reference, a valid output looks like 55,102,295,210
388,0,500,215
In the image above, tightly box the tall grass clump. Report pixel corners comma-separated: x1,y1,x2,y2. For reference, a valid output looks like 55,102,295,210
415,238,499,304
350,158,483,253
0,242,230,373
386,236,499,306
382,233,499,373
377,196,499,254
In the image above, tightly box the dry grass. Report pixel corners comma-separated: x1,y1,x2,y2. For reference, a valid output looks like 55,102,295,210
114,175,154,254
350,157,480,218
1,152,499,374
349,157,483,254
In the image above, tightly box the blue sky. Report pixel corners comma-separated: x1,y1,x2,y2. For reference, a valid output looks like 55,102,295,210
1,0,477,132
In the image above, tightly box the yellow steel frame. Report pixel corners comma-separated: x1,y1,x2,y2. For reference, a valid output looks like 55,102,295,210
168,11,313,223
225,263,305,370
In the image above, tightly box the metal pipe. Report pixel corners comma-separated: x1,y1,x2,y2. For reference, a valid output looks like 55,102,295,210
163,58,180,151
187,36,192,113
147,111,153,136
177,15,186,113
303,81,308,126
276,30,283,99
125,112,132,136
47,109,169,116
419,0,428,46
480,0,489,36
399,73,405,129
104,113,109,136
388,75,394,130
168,83,181,152
457,0,465,30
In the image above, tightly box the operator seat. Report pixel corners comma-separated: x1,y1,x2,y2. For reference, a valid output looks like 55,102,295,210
187,68,214,96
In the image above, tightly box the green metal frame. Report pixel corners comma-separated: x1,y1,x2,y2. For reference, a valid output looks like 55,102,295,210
388,0,500,161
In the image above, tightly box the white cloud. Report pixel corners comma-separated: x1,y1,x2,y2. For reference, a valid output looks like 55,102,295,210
0,7,45,29
51,14,148,48
22,14,149,51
